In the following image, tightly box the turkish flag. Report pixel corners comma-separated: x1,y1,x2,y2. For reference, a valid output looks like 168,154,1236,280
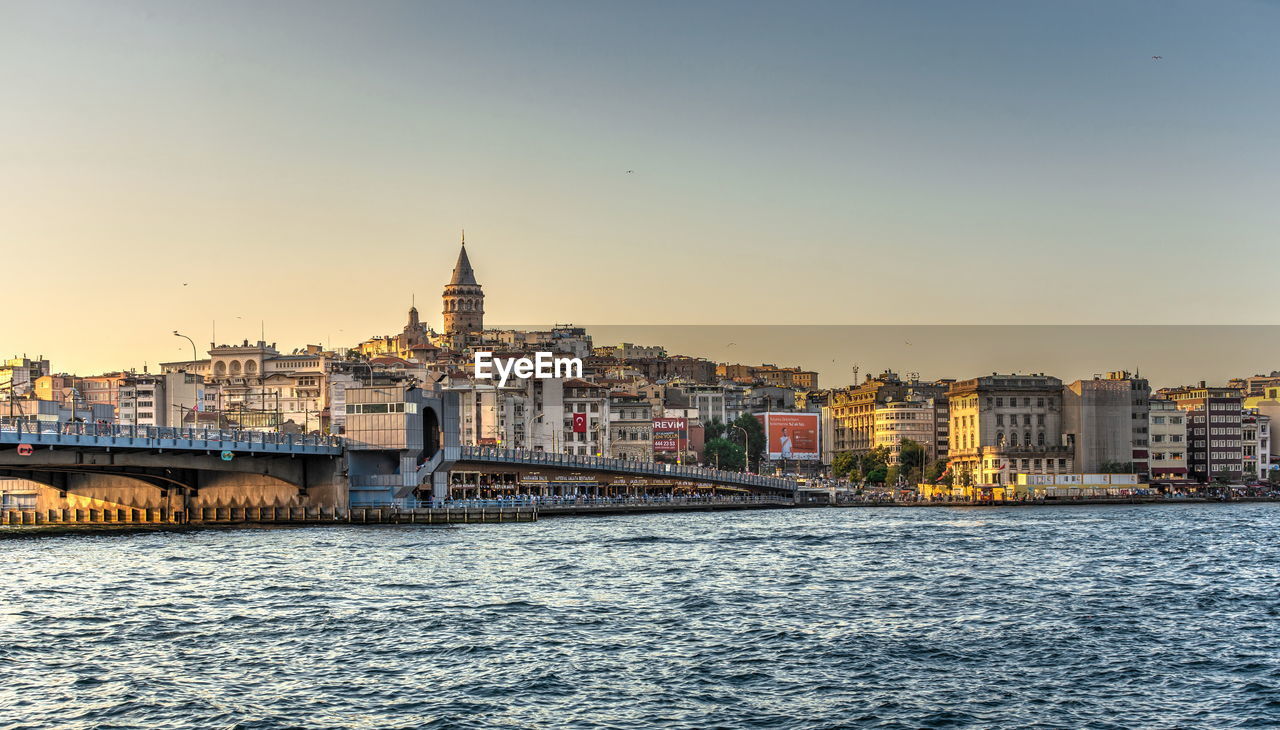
572,413,587,433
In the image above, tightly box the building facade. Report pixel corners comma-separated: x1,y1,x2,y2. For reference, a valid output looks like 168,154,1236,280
1147,398,1189,482
1158,383,1244,482
947,374,1073,486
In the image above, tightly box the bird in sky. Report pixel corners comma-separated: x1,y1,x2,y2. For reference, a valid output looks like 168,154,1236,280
182,283,188,286
626,170,634,174
726,342,736,347
905,340,912,346
1152,56,1162,60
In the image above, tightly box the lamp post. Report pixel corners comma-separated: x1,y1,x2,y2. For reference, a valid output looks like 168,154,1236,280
732,423,751,473
172,331,197,361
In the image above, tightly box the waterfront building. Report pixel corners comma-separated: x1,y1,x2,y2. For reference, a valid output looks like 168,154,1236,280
1157,383,1245,482
826,372,907,458
873,395,949,464
160,341,337,432
118,371,207,427
563,378,610,456
79,372,128,414
1148,398,1189,483
607,391,654,460
33,374,82,407
947,373,1073,486
1242,411,1272,481
1063,371,1151,476
0,356,51,398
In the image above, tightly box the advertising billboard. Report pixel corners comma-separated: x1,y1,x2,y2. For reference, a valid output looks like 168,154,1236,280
652,417,687,453
755,412,820,461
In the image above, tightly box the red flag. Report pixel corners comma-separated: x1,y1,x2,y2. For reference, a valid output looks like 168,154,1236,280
572,412,587,433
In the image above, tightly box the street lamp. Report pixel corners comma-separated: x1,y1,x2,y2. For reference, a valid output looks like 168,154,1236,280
173,331,197,361
732,423,751,472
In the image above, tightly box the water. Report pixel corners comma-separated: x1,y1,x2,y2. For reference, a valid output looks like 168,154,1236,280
3,504,1280,729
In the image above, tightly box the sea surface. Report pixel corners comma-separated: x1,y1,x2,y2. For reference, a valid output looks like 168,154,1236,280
3,504,1280,729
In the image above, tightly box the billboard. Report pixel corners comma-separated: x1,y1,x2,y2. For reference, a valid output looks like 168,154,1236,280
755,412,820,461
652,417,687,453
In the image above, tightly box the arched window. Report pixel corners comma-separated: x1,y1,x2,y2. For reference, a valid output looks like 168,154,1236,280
996,431,1005,447
214,361,227,376
1009,432,1019,447
245,360,257,374
1037,432,1045,446
230,360,242,375
1025,432,1033,448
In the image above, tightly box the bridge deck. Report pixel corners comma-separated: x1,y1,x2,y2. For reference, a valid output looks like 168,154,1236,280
0,423,343,456
449,446,797,492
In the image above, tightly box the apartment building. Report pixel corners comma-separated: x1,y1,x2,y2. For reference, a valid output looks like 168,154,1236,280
1158,383,1244,482
947,374,1073,486
1148,398,1189,482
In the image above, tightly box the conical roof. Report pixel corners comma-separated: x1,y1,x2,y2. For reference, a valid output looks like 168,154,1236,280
448,243,478,286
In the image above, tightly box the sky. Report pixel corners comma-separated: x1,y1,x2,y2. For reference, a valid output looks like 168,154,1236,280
1,0,1278,377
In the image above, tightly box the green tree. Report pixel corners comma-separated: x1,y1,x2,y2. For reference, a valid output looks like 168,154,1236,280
729,414,766,471
925,459,950,485
703,438,745,471
704,418,727,443
832,451,857,480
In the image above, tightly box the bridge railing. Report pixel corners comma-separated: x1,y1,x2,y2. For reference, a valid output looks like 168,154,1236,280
0,419,342,450
391,495,794,509
449,445,796,491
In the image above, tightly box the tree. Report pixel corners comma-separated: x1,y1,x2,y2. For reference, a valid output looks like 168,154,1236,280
703,438,745,471
729,414,766,471
925,459,950,485
704,418,727,443
897,439,928,486
832,451,857,480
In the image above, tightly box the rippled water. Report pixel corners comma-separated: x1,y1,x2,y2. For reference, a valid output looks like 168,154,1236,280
3,504,1280,729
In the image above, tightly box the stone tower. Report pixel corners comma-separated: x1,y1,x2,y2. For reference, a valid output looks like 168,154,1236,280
442,234,484,336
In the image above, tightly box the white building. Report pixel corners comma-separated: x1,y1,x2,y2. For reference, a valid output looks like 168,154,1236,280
1148,398,1189,482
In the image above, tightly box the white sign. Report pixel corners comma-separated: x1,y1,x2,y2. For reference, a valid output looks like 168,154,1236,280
473,352,582,388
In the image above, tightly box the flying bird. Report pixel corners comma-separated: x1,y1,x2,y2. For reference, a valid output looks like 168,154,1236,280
626,170,634,174
1152,56,1162,60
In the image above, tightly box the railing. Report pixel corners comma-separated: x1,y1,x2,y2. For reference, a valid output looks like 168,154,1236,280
0,419,342,451
449,445,797,490
390,495,794,509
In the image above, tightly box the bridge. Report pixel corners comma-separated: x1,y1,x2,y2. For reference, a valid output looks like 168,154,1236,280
2,397,802,517
0,422,345,519
344,445,796,504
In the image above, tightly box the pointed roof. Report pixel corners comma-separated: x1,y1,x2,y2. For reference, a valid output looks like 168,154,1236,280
448,241,479,286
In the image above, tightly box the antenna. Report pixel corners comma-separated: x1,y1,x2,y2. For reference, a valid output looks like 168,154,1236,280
851,364,860,385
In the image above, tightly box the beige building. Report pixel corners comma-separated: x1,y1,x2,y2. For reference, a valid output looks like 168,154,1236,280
608,392,654,460
1148,398,1189,481
948,374,1073,486
873,396,948,464
1062,372,1151,475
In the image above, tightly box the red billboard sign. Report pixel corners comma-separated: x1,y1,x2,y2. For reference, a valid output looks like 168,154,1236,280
652,417,687,453
755,412,820,461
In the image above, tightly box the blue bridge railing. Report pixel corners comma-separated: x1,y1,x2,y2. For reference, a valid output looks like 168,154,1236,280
0,420,343,455
449,445,797,492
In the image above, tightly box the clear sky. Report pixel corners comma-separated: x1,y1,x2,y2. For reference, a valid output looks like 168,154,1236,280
2,1,1278,375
